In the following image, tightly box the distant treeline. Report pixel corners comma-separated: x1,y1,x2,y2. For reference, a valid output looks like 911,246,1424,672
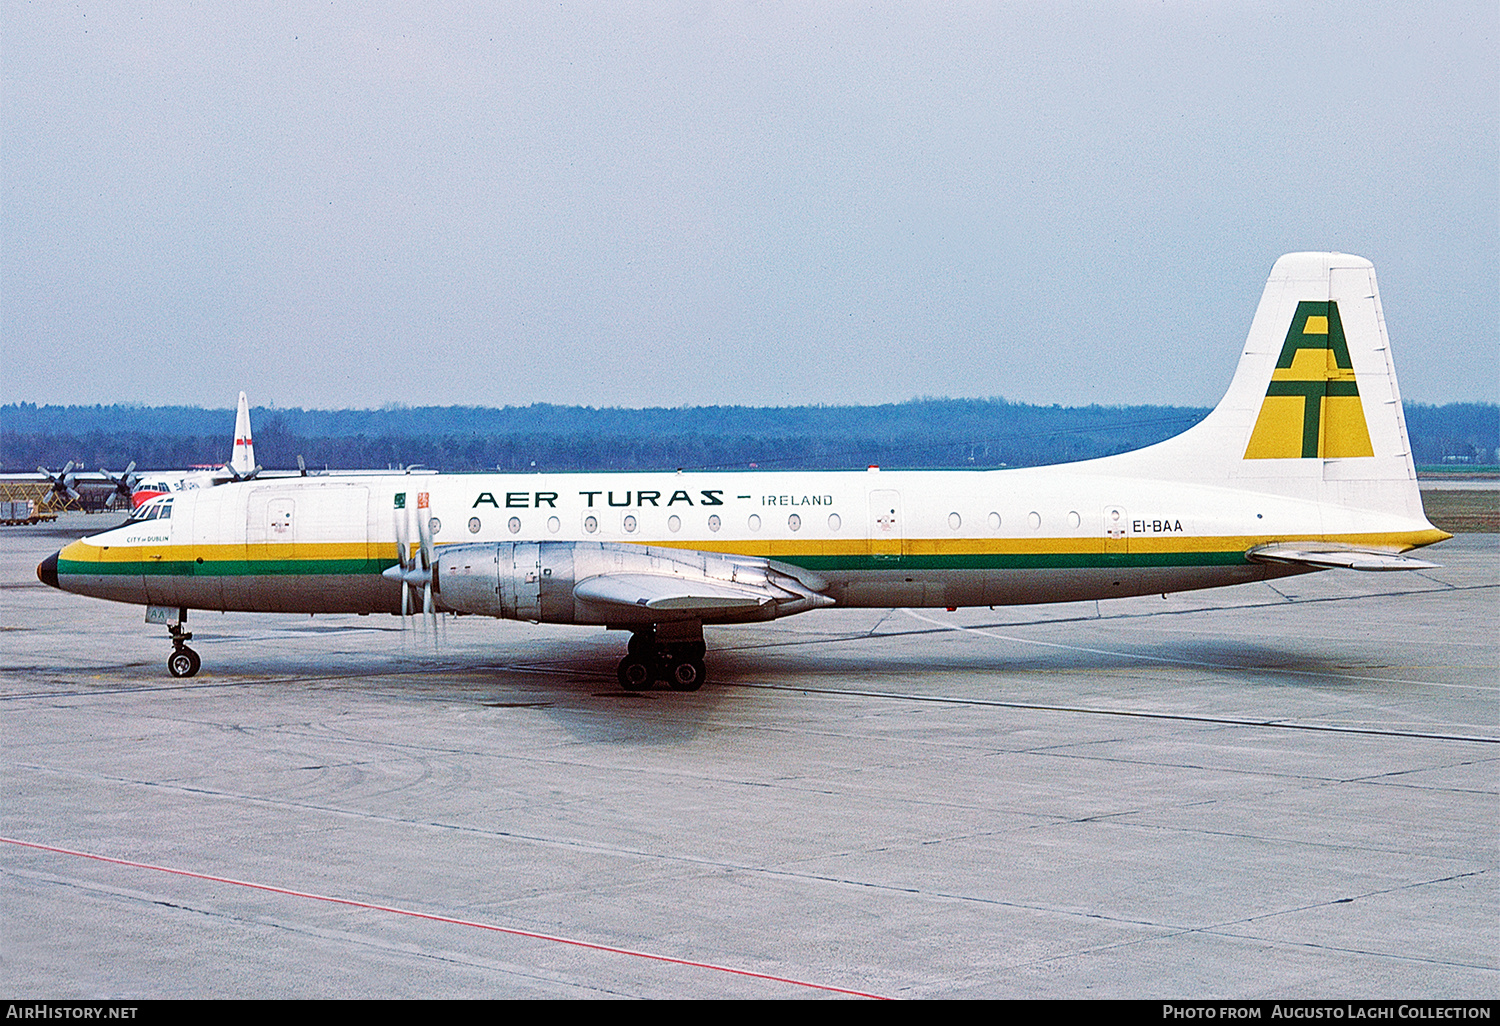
3,399,1495,473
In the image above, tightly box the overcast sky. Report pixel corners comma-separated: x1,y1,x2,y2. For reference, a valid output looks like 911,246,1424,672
3,2,1495,411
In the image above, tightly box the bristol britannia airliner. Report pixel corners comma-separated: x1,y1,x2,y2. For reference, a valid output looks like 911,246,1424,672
38,253,1447,690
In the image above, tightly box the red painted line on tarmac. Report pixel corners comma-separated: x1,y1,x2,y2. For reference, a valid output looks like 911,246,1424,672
2,836,886,999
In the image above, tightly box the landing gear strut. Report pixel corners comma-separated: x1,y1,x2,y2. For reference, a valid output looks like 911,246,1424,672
166,608,200,678
616,621,707,692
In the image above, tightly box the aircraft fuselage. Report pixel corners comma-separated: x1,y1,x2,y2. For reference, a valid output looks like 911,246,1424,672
41,465,1442,620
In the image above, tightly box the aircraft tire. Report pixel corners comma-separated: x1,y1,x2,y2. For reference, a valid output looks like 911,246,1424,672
667,658,706,692
168,646,201,679
617,655,654,691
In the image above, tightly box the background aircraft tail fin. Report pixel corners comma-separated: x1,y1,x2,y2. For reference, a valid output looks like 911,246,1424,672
1097,253,1430,524
230,391,256,475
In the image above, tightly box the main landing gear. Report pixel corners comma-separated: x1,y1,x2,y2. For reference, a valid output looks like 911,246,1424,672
617,622,707,692
166,609,201,678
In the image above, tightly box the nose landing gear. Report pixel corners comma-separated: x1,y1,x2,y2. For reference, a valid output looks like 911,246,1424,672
163,608,201,678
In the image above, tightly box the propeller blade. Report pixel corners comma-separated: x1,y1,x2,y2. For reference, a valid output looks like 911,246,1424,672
416,492,433,569
416,492,437,624
392,492,414,618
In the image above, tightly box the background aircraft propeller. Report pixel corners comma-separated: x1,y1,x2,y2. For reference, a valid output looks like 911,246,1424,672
37,462,80,506
99,461,140,504
223,463,262,483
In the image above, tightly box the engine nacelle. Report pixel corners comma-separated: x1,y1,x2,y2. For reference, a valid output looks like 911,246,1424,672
433,541,829,625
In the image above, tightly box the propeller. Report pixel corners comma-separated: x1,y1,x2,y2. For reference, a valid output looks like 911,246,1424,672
223,463,262,483
99,461,140,504
381,490,437,628
37,462,80,506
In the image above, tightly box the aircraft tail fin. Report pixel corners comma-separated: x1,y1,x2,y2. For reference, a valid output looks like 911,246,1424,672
1098,253,1433,527
230,391,255,475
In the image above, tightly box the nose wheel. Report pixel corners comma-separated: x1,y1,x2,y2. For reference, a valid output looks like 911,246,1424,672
165,613,201,678
168,644,201,678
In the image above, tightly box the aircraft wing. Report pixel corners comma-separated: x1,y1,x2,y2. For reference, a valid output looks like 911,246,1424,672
573,573,775,613
1246,544,1441,572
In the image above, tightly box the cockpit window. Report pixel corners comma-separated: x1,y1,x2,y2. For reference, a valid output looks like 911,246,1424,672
128,498,173,522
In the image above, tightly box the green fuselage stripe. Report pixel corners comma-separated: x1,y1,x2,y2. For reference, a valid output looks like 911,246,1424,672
60,550,1248,578
58,557,390,578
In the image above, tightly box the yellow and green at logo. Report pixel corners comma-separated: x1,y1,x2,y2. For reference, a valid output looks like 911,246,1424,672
1244,301,1374,459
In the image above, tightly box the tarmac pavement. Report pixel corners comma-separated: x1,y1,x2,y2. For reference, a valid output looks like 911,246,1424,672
2,515,1495,998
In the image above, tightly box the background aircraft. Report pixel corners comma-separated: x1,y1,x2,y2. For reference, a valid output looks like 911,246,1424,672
39,254,1447,688
123,391,262,506
10,391,264,514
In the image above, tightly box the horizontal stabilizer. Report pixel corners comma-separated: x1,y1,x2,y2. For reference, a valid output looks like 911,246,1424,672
573,573,774,612
1246,544,1441,572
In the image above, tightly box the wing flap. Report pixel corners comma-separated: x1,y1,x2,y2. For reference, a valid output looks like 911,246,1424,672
573,573,775,613
1247,544,1441,571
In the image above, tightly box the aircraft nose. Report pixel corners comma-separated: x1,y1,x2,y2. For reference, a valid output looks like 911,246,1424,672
37,551,60,590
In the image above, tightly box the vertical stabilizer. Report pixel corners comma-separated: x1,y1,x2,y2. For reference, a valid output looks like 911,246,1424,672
1090,253,1429,524
230,391,256,475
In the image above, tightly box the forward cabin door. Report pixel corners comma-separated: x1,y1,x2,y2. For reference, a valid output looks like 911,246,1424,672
246,492,296,610
246,485,370,611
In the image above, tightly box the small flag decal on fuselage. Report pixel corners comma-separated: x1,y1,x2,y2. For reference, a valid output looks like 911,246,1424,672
1243,301,1375,459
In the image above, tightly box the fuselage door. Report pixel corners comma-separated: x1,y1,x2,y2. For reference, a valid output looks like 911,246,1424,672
248,496,296,560
869,489,903,562
244,486,371,612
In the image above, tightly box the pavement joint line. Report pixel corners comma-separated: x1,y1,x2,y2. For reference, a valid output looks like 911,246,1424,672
730,680,1500,743
12,760,1487,913
0,835,888,1000
900,607,1500,696
0,866,656,997
8,661,1496,741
